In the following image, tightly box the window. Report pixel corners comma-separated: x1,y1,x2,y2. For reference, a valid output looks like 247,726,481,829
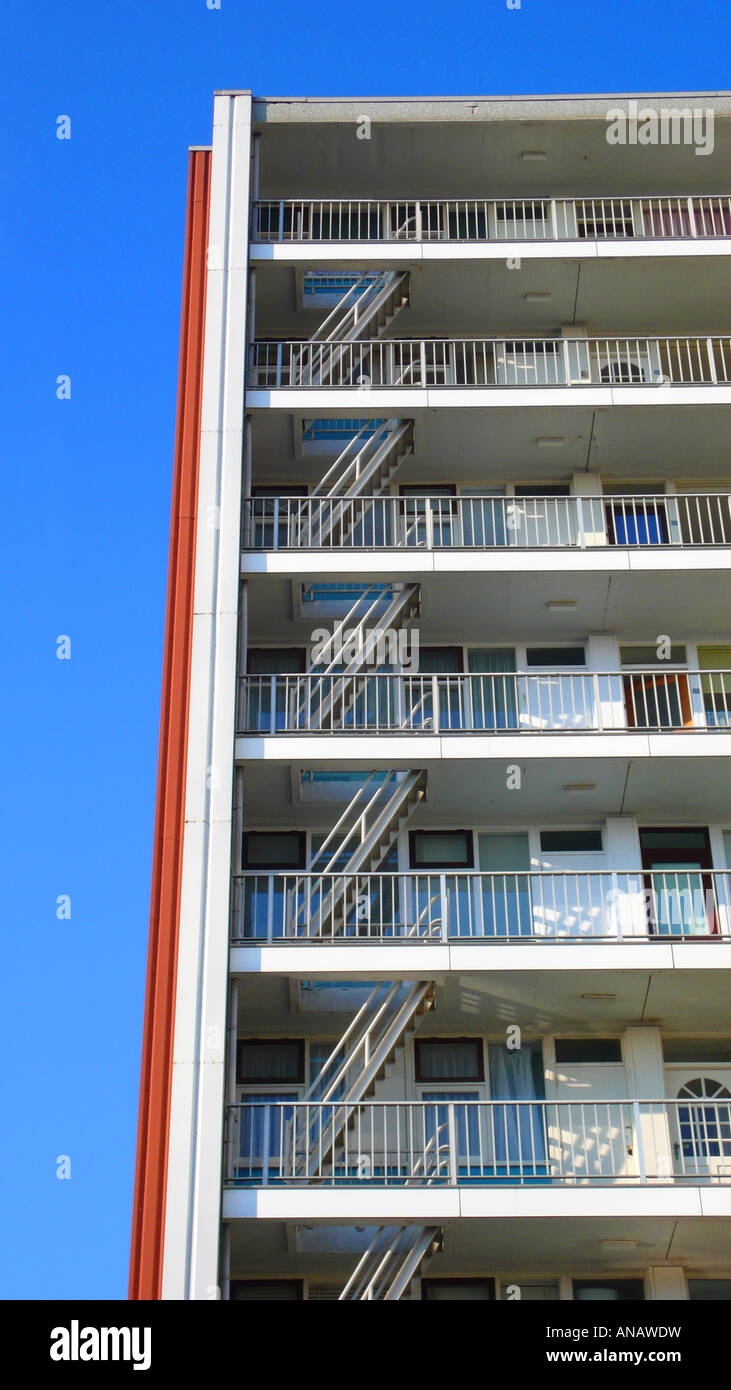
688,1279,731,1301
664,1040,731,1064
526,647,586,667
555,1039,622,1064
415,1038,484,1082
540,830,603,853
423,1279,495,1300
231,1281,303,1300
620,645,687,666
242,832,305,870
573,1279,644,1301
236,1039,304,1084
501,1282,559,1301
410,831,474,869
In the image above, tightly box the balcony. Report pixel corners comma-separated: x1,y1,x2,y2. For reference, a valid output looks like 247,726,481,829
251,195,731,244
225,1098,731,1188
231,869,731,943
237,669,731,736
247,335,731,393
242,492,731,552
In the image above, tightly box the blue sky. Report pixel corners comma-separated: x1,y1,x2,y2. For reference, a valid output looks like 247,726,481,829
1,0,727,1300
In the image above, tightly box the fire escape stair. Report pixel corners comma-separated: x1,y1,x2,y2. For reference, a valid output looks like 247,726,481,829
339,1225,443,1300
299,580,421,732
294,269,410,386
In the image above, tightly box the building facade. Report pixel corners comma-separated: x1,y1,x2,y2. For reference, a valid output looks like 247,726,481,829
130,92,731,1302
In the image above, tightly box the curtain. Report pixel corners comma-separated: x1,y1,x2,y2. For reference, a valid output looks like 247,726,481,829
418,1041,480,1079
238,1093,298,1160
468,649,518,729
488,1045,546,1171
423,1090,481,1158
478,834,531,937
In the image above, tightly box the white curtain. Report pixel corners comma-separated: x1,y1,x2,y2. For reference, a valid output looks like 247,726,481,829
489,1046,546,1169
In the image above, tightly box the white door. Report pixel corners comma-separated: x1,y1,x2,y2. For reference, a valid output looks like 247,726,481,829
669,1073,731,1178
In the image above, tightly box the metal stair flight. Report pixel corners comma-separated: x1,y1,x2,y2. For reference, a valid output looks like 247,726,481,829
339,1225,443,1300
295,269,410,386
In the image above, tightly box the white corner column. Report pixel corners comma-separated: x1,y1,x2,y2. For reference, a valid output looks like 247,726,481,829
162,91,253,1300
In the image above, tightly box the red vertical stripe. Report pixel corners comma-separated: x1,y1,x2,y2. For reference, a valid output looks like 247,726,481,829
129,149,211,1300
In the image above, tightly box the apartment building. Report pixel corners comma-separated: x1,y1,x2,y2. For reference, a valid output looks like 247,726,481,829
130,92,731,1302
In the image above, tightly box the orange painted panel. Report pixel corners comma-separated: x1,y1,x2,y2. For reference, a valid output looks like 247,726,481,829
129,149,211,1300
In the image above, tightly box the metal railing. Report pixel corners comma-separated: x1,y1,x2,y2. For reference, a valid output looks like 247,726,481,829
248,336,731,389
230,869,731,942
225,1099,731,1186
252,195,731,243
242,492,731,551
237,669,731,735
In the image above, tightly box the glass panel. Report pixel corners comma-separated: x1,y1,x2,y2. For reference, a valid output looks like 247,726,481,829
417,1042,482,1079
422,1090,481,1156
467,649,518,729
238,1041,302,1081
238,1093,298,1160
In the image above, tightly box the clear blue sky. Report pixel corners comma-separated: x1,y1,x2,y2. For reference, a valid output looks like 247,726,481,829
1,0,727,1300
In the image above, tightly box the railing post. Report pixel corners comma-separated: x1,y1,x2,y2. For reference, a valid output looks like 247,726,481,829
707,337,718,384
432,675,440,733
270,676,276,734
686,196,697,238
267,873,274,943
593,672,603,731
278,200,285,241
276,342,283,387
576,496,586,549
272,496,280,550
549,198,559,240
611,870,623,940
262,1106,270,1187
447,1104,458,1185
420,340,427,387
633,1100,647,1184
440,874,449,942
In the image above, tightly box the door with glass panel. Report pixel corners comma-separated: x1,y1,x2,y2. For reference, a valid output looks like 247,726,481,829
459,488,507,547
409,831,474,937
640,827,718,936
240,831,306,940
512,485,572,547
246,648,305,731
399,486,456,548
670,1074,731,1178
467,649,518,729
621,644,693,729
488,1044,547,1181
519,647,590,730
478,833,532,938
416,1038,484,1178
409,647,464,730
697,646,731,727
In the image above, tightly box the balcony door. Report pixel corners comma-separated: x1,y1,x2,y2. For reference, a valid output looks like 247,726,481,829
477,833,531,937
670,1074,731,1178
698,645,731,727
639,827,717,936
399,485,456,548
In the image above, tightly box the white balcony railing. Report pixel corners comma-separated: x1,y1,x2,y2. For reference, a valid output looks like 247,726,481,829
237,670,731,735
225,1099,731,1187
242,492,731,551
248,336,731,389
252,195,731,243
230,869,731,942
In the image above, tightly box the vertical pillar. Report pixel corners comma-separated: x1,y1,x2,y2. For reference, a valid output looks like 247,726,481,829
646,1267,688,1300
161,90,253,1301
624,1027,674,1183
